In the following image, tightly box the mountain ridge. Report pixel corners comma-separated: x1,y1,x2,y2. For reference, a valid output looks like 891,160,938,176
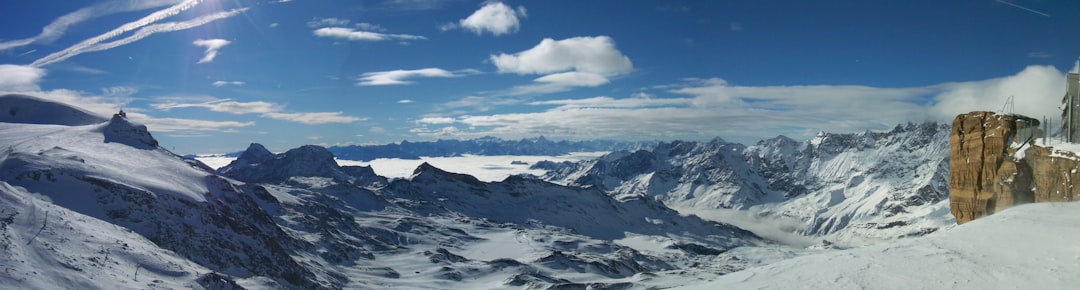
541,122,954,244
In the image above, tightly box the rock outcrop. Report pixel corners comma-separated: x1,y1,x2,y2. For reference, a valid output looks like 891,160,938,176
949,111,1080,224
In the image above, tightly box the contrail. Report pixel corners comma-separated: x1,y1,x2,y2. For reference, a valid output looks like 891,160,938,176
80,9,247,54
15,49,37,57
0,0,183,52
31,0,203,67
996,0,1050,17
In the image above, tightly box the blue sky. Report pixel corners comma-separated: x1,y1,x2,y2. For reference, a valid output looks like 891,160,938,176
1,0,1079,153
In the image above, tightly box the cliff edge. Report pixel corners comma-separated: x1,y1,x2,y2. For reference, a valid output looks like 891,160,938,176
950,111,1080,224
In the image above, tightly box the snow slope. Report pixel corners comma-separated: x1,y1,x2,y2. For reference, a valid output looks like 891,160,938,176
0,94,107,126
0,181,219,290
676,201,1080,289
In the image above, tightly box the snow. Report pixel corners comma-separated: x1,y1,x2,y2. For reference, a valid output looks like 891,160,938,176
193,156,235,169
675,206,819,248
1041,139,1080,160
675,202,1080,289
0,181,215,289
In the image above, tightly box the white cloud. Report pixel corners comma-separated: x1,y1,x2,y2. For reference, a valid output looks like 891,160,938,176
397,99,415,104
52,63,107,75
929,65,1064,121
262,112,363,124
212,80,245,87
411,65,1067,144
0,0,181,52
269,22,280,28
486,36,633,96
152,98,365,125
138,117,254,132
533,71,609,87
530,95,691,109
354,23,386,32
0,65,46,91
438,95,526,112
357,68,472,86
101,86,137,99
32,3,247,67
504,71,611,95
153,99,280,114
415,116,457,124
307,17,350,28
193,38,230,64
450,2,527,36
313,27,425,42
490,36,632,76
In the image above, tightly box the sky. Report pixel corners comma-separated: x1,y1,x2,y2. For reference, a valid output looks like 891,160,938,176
2,0,1080,154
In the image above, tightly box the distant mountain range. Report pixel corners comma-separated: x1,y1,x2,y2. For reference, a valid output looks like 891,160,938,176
277,137,657,161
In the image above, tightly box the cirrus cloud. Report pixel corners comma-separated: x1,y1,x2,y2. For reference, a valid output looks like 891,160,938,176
313,27,425,42
152,97,364,125
262,112,363,125
212,80,245,87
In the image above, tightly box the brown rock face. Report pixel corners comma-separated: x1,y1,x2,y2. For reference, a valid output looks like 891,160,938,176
1023,146,1080,203
949,111,1080,224
949,112,1036,224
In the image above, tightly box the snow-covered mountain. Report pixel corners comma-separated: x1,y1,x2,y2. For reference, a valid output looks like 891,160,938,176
14,93,1072,289
0,96,332,288
542,122,954,245
214,140,761,288
0,94,763,289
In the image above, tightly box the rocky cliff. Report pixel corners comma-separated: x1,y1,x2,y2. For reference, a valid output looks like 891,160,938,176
949,111,1080,224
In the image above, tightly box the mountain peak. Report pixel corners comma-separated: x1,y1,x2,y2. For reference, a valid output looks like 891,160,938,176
410,162,484,186
220,144,348,183
97,113,159,149
237,143,273,163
